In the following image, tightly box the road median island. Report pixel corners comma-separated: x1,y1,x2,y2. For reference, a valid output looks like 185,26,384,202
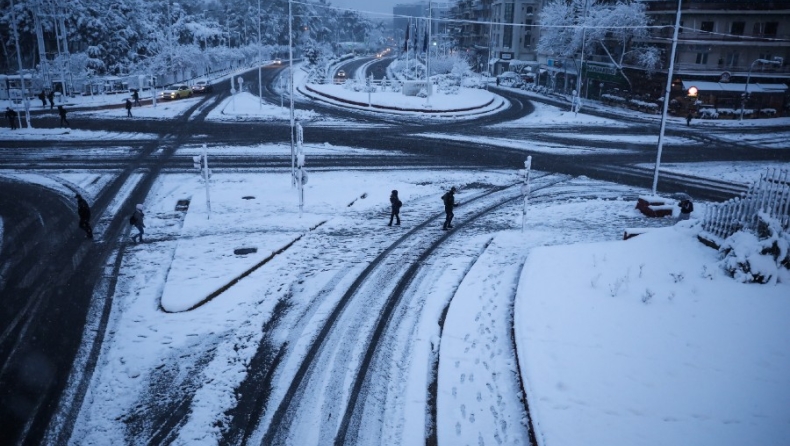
300,83,502,115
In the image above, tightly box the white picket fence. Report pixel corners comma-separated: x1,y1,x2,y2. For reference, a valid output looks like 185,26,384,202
701,168,790,241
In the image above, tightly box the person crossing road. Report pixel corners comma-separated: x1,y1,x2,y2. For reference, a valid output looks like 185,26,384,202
441,186,457,230
76,193,93,239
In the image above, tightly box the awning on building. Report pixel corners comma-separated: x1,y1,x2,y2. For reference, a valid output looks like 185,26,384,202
682,80,788,94
540,64,580,76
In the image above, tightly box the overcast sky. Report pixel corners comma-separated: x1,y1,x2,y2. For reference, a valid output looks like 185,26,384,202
329,0,401,17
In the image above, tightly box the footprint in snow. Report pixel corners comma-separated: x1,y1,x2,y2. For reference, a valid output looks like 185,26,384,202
460,404,466,418
460,373,466,383
477,392,482,402
455,422,461,435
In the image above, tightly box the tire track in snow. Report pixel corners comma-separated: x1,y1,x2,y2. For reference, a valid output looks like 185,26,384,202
254,178,560,445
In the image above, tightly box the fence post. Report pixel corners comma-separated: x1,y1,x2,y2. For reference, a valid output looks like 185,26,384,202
779,170,790,229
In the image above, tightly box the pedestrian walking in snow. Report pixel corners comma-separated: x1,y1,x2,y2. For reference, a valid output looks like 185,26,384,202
38,91,47,108
132,90,141,106
441,186,457,230
76,193,93,239
678,196,694,221
58,105,70,128
125,98,133,117
130,204,145,243
388,190,402,226
48,91,55,109
5,107,18,130
686,112,693,126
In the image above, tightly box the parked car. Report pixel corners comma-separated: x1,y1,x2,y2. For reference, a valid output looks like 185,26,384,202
159,84,193,100
497,72,524,88
273,58,282,65
192,80,212,94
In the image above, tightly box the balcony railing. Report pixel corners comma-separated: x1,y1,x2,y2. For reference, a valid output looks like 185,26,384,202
673,62,790,75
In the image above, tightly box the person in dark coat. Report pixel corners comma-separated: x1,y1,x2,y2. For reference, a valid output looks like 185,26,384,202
441,186,457,230
5,107,18,130
686,112,693,126
132,89,141,106
38,91,47,107
76,193,93,239
125,98,133,117
678,196,694,221
48,90,55,109
58,105,69,127
131,204,145,243
388,190,402,226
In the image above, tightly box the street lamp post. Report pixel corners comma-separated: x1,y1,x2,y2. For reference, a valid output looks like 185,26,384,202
740,57,782,122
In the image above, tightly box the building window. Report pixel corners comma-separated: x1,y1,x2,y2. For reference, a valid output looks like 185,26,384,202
526,6,533,15
503,2,514,48
730,22,744,35
504,3,514,22
726,52,739,67
695,53,708,64
524,35,531,48
764,22,778,37
700,22,713,33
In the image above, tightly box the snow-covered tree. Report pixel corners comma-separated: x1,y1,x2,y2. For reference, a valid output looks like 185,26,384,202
1,0,380,82
538,0,660,90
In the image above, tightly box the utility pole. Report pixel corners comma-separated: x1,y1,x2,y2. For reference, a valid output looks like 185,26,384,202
426,2,432,107
652,0,682,195
289,0,296,187
10,0,31,129
258,0,262,110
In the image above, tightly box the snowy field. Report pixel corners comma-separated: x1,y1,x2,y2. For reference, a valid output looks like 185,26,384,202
1,66,788,445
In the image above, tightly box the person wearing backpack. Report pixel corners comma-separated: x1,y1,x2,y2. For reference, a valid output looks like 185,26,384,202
441,186,457,230
678,196,694,221
388,190,402,226
130,204,145,243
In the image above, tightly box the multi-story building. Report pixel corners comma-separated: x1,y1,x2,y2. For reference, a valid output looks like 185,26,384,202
489,0,542,75
451,0,494,71
642,0,790,115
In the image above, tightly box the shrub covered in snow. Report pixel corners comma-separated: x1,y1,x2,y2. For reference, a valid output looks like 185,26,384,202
601,94,626,104
719,212,790,284
628,98,659,112
698,108,719,119
759,108,777,117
